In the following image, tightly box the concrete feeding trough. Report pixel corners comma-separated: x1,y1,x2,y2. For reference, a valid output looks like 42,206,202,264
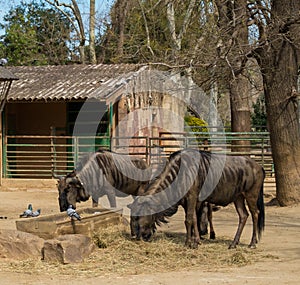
16,207,123,239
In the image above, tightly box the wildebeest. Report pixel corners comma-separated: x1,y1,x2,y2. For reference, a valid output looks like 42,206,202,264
56,150,151,215
129,149,265,249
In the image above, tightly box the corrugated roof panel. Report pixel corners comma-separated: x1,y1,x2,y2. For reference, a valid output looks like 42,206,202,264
0,66,19,80
7,64,145,101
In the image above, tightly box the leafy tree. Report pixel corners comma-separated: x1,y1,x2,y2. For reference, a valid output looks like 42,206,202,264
185,115,208,143
251,94,267,130
99,0,201,64
0,0,73,65
185,115,208,132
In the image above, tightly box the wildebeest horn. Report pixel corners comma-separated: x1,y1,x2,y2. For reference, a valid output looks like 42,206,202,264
66,177,79,184
52,170,64,180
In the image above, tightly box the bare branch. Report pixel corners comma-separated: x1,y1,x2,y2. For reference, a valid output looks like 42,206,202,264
44,0,81,38
44,0,86,62
178,0,196,43
137,0,155,57
165,0,196,53
166,1,180,51
146,0,164,13
147,62,212,69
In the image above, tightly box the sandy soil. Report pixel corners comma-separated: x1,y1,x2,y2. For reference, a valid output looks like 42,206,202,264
0,185,299,285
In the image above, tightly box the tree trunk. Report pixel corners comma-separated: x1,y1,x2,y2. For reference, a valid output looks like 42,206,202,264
72,0,86,63
230,71,251,154
113,0,130,61
257,0,300,205
215,0,251,153
230,0,251,152
89,0,96,64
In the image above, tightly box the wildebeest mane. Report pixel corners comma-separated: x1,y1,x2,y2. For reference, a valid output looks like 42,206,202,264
74,150,150,204
135,149,207,225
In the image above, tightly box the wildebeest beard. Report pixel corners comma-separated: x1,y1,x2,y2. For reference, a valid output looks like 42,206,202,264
57,174,90,211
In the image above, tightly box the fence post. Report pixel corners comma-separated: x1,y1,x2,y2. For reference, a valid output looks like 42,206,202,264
2,133,7,179
261,136,265,169
73,136,79,166
50,135,57,175
146,136,150,164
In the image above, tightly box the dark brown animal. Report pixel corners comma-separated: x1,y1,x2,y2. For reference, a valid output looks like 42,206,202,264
57,150,151,213
129,149,265,249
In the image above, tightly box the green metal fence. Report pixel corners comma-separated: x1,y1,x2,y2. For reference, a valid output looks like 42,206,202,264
2,131,274,178
149,131,273,176
3,135,110,178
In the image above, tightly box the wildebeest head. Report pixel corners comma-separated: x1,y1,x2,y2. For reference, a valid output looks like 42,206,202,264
56,172,89,212
128,199,157,241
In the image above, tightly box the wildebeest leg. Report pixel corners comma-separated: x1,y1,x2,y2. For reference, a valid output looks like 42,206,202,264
197,202,216,240
197,202,208,238
130,215,138,238
184,212,192,247
92,198,98,207
229,196,249,249
185,196,200,248
107,193,117,208
246,196,260,248
184,210,200,248
207,203,216,240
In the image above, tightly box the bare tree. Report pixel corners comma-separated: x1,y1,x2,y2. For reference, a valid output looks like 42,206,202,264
45,0,86,63
250,0,300,205
206,0,300,205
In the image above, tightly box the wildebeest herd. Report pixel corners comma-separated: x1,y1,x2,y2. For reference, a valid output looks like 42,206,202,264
56,148,265,249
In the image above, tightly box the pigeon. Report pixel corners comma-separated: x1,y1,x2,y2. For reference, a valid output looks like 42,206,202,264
31,209,41,217
67,205,81,221
20,204,33,218
0,58,8,66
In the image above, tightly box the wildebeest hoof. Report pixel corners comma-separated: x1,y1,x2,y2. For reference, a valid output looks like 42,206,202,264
185,241,199,249
210,232,216,240
228,243,237,249
248,244,256,249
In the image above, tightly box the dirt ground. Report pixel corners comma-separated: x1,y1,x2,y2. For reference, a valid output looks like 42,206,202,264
0,182,299,285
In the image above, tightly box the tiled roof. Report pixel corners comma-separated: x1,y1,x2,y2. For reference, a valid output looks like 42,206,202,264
7,64,144,101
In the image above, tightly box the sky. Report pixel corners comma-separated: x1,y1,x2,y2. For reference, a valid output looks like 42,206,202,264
0,0,114,35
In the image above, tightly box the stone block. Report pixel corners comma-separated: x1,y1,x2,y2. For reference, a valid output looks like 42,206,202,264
42,234,95,264
0,229,44,260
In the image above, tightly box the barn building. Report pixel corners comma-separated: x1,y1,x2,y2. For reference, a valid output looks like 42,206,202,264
1,64,208,186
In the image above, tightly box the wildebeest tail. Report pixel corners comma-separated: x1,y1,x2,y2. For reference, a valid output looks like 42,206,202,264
257,179,265,240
